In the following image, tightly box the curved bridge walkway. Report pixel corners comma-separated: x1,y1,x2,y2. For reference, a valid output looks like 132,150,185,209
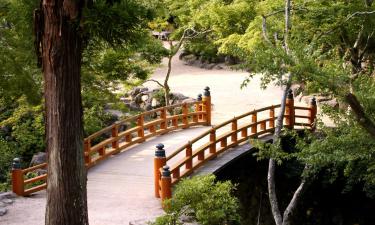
2,89,317,225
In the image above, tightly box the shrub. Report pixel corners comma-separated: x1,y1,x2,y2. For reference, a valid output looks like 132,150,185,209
152,175,240,225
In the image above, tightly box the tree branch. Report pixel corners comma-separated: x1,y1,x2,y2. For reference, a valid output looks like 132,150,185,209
318,10,375,38
145,79,164,88
345,93,375,138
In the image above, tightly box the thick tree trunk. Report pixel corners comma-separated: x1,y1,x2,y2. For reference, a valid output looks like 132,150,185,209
41,0,88,224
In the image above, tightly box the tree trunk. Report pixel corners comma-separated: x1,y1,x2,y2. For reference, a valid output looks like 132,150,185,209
40,0,89,224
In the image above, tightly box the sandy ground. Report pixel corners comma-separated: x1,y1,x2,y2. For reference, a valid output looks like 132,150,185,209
144,52,284,125
1,49,296,225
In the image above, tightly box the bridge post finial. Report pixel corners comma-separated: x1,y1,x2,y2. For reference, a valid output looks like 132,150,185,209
160,165,172,207
154,144,166,198
202,87,212,126
12,158,24,196
309,96,317,131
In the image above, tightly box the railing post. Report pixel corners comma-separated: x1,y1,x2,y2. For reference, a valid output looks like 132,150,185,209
203,87,211,126
182,103,189,128
269,106,275,129
186,142,192,170
111,124,119,150
160,108,167,130
154,143,166,198
197,94,203,121
137,114,145,139
12,158,24,196
251,113,257,134
209,129,216,154
160,166,172,207
308,97,317,131
231,118,238,143
285,90,295,129
84,139,91,165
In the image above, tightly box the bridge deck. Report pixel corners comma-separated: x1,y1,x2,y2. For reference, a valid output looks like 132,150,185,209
1,127,209,225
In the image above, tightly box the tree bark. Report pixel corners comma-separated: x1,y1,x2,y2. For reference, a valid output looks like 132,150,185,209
40,0,89,224
345,93,375,138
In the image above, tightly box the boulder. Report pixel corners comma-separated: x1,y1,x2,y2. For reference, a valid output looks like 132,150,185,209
0,207,7,216
0,192,16,200
321,98,339,109
141,95,149,102
151,98,160,108
172,93,188,100
30,152,46,167
2,198,13,205
134,93,143,104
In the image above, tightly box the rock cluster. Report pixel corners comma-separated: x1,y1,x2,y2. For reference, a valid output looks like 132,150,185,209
291,84,339,109
29,152,47,175
0,192,16,216
121,87,195,112
180,53,225,70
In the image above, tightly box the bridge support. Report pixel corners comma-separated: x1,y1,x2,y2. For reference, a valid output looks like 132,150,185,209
12,158,24,196
154,144,166,198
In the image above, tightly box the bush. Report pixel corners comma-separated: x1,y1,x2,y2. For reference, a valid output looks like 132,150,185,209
152,175,240,225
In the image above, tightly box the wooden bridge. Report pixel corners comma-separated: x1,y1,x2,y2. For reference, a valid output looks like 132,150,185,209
7,87,317,224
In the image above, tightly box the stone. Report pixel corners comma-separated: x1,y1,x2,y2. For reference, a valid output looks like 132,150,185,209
2,198,13,205
128,102,141,111
0,202,5,208
0,207,7,216
321,98,339,109
206,63,216,70
145,103,153,111
30,152,46,167
141,95,149,102
151,98,160,108
0,192,16,200
134,93,143,104
171,93,188,100
182,98,195,104
214,65,223,70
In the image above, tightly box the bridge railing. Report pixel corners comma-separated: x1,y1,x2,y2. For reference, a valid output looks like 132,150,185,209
154,91,317,203
11,87,212,196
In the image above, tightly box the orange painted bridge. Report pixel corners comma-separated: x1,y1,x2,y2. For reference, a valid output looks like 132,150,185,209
2,87,317,225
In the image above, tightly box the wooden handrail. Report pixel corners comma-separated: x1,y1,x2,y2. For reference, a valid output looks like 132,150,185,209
12,95,210,196
155,95,318,204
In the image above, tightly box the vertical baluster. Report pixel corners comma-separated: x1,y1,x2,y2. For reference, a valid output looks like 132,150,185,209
111,124,119,150
251,113,257,134
160,108,167,130
231,118,238,143
209,129,216,154
269,106,275,129
182,103,189,128
137,114,145,139
172,168,180,180
186,142,192,170
84,139,91,164
220,138,227,148
308,97,317,131
241,127,248,138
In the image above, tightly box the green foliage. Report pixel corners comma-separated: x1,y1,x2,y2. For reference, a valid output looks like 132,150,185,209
152,175,240,225
83,105,115,136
